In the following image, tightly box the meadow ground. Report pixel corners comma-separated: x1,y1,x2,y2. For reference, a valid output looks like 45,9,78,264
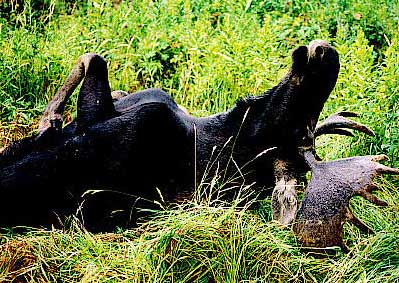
0,0,399,282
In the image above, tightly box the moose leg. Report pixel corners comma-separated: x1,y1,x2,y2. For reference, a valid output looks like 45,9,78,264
38,53,115,135
271,159,304,225
75,54,116,132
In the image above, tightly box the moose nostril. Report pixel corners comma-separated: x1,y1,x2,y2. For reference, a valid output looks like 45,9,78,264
315,46,324,58
309,39,330,49
308,40,331,59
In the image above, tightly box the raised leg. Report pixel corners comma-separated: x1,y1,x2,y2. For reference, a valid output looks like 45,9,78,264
38,53,116,136
271,159,305,225
271,177,298,225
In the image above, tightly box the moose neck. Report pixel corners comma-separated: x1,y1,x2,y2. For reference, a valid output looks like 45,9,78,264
224,69,335,150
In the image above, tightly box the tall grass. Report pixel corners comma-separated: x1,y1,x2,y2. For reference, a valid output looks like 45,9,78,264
2,180,399,282
0,0,398,281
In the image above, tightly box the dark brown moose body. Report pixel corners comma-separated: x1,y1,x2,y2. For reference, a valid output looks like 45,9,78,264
1,40,397,251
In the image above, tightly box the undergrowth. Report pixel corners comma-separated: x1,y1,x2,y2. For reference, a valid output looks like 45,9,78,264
2,181,399,282
0,0,398,282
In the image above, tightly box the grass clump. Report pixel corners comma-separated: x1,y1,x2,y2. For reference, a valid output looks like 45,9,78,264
2,181,399,282
1,0,399,282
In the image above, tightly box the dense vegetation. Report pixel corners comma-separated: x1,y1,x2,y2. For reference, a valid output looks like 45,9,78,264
0,0,398,281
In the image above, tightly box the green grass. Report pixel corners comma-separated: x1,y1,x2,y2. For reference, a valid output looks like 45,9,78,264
0,0,399,281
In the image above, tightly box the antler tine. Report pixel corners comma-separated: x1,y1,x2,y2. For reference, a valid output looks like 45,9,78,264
335,111,359,118
315,111,375,137
376,164,399,175
320,128,355,137
369,155,399,174
369,154,389,162
346,208,374,234
356,188,388,206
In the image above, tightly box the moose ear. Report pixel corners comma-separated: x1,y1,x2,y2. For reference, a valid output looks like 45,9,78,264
291,46,308,72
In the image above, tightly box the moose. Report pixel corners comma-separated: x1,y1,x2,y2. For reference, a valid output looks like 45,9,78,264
1,40,398,251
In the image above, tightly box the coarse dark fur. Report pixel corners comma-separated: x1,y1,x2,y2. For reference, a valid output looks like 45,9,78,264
0,41,340,232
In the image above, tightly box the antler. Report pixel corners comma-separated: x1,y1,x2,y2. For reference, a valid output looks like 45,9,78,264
293,150,399,252
271,111,376,226
315,111,375,138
